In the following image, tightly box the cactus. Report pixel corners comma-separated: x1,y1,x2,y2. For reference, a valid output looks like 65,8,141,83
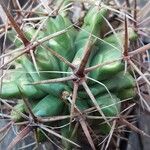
1,1,145,150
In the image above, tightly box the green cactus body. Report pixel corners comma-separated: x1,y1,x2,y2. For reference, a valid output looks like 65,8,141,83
79,72,135,99
7,25,45,47
89,28,138,82
61,121,77,150
0,67,46,99
2,3,138,148
60,108,77,150
17,55,67,96
88,94,120,117
35,45,60,78
0,81,20,99
46,15,75,71
73,7,108,65
10,99,39,122
10,100,25,121
32,95,64,117
7,30,22,47
76,98,90,111
89,40,123,81
117,88,136,100
23,25,45,40
16,73,46,99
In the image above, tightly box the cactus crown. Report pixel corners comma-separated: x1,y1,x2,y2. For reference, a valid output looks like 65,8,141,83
1,0,149,150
